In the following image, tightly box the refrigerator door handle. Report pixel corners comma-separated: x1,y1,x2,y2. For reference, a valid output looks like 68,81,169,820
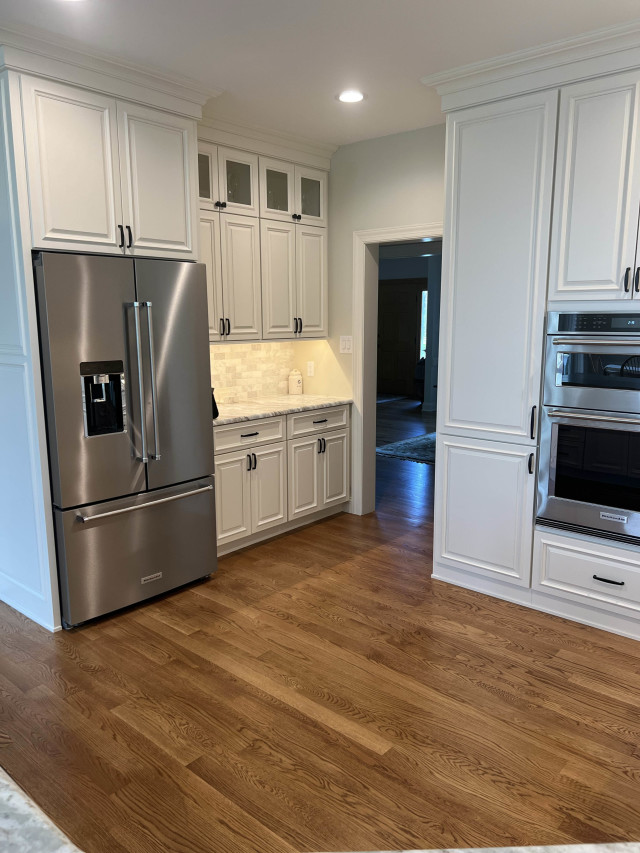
143,301,161,461
130,301,148,463
76,484,214,523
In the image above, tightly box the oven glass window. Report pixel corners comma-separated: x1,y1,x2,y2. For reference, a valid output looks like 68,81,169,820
558,352,640,391
555,424,640,510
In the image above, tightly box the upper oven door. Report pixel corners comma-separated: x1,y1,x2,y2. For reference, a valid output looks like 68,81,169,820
544,335,640,413
538,406,640,540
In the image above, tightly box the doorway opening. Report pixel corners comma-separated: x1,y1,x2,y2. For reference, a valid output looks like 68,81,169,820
350,222,443,516
374,240,442,511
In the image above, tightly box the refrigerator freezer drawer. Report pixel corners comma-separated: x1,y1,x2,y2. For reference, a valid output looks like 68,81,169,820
55,477,217,627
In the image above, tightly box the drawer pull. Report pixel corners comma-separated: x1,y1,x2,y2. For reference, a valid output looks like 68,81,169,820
313,418,328,424
240,432,259,438
593,574,625,586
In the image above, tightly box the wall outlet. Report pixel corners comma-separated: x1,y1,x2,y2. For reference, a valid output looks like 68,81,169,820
307,361,315,377
340,335,353,354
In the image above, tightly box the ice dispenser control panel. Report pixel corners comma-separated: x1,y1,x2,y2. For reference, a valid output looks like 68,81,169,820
80,361,126,437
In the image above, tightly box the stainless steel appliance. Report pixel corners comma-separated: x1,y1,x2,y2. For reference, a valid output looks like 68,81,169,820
537,311,640,543
35,252,217,627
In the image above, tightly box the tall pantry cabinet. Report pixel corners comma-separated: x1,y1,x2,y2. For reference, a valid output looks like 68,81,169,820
433,91,558,589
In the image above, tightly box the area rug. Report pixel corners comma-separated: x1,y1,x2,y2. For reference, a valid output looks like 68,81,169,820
376,432,436,464
0,768,82,852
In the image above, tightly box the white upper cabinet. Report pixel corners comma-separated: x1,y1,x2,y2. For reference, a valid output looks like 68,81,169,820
220,214,262,340
434,435,535,587
296,224,327,337
198,142,259,217
438,91,557,442
21,76,198,260
295,165,328,227
117,102,197,259
549,72,640,301
261,220,297,339
21,76,123,253
199,211,224,342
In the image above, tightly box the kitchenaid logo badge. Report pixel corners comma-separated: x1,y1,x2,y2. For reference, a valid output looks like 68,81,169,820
600,512,628,523
141,572,163,585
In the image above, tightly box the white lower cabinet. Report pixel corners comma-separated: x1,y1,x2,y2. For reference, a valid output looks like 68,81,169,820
434,435,536,586
215,441,286,547
289,428,349,520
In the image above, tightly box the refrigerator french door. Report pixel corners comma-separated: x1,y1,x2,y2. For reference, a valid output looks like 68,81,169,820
35,252,217,627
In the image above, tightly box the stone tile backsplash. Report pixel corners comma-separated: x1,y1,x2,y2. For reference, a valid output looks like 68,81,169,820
210,342,296,403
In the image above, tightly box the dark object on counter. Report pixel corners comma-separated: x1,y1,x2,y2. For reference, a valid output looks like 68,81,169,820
212,388,219,420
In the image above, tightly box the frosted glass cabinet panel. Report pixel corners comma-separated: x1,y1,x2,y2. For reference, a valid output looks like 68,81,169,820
197,143,258,217
295,166,327,227
260,157,295,221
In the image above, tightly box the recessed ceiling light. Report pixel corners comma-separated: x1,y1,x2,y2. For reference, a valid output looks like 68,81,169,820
338,90,364,103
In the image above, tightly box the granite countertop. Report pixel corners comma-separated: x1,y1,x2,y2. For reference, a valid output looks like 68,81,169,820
213,394,353,426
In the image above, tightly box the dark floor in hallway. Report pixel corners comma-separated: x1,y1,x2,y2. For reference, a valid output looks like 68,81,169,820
1,458,640,852
376,396,436,446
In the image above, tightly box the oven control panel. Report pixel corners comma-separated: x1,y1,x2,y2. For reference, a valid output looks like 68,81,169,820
551,313,640,333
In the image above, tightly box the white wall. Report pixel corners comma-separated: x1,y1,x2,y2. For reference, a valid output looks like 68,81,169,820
316,124,446,397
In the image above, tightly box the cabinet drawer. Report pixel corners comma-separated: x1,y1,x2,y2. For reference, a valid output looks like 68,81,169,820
287,406,349,438
534,530,640,614
214,416,285,454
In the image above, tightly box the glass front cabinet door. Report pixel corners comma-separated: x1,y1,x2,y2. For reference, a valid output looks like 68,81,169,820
295,166,327,227
260,157,296,222
198,143,259,217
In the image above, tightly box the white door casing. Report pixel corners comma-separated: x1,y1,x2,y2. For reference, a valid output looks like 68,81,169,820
434,435,535,586
438,91,557,442
21,76,123,253
220,214,262,340
549,72,640,301
261,219,296,339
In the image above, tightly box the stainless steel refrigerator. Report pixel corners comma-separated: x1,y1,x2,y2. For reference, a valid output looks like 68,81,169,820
35,252,217,628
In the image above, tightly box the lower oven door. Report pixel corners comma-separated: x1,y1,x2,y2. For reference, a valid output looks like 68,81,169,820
537,407,640,542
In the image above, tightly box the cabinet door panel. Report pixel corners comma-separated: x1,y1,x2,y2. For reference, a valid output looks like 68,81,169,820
198,141,219,211
261,220,296,339
296,225,327,338
322,430,349,507
288,436,321,519
118,102,197,259
259,157,295,222
549,73,640,301
439,91,556,442
220,215,262,340
219,147,259,217
434,435,535,586
21,76,123,252
251,442,287,533
295,165,328,227
214,450,252,546
199,212,224,342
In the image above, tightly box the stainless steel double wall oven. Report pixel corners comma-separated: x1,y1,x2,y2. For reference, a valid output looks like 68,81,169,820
35,252,217,627
538,311,640,544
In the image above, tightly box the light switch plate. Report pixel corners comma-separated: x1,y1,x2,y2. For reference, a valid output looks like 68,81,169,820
340,335,353,354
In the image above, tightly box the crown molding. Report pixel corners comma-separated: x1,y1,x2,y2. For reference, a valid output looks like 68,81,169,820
198,116,337,170
421,19,640,112
0,22,222,119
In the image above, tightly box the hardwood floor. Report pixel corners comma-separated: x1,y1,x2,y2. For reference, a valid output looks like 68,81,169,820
376,396,436,446
1,459,640,852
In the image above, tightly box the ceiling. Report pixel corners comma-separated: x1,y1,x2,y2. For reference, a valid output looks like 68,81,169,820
2,1,640,147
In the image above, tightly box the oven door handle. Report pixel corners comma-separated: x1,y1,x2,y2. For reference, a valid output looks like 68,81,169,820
551,338,640,346
547,409,640,426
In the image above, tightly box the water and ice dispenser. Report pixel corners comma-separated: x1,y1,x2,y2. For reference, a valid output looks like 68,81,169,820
80,361,126,437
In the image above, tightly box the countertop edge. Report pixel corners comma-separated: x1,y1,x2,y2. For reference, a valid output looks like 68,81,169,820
213,398,353,426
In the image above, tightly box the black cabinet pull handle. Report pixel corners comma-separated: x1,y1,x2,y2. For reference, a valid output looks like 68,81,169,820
214,200,221,208
225,318,231,336
294,317,299,334
126,225,133,249
635,267,640,293
220,202,227,209
624,266,631,292
219,318,225,336
322,438,326,453
593,574,625,586
252,452,257,470
318,438,322,454
528,452,534,474
296,214,302,221
298,317,303,334
530,405,537,440
241,432,259,438
292,213,297,221
247,454,252,472
118,224,125,248
313,419,328,424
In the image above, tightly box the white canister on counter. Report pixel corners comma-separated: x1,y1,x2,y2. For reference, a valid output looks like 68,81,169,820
288,369,303,395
